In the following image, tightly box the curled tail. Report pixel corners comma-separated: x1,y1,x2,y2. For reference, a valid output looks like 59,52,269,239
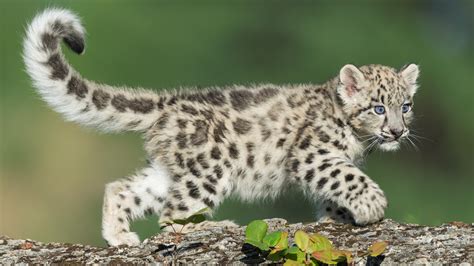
23,8,163,132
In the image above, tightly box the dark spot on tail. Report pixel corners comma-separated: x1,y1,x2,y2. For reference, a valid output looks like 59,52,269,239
51,20,85,54
128,98,155,113
92,89,111,110
109,94,155,113
41,33,57,51
52,20,66,33
47,53,68,80
67,76,88,98
111,94,129,112
64,31,85,54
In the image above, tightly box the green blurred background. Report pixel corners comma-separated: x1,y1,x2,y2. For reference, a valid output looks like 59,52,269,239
1,0,473,246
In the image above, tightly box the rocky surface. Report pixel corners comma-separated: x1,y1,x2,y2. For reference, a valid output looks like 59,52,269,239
1,219,472,264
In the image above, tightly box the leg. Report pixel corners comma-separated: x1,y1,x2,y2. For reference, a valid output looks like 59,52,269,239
158,168,233,233
158,174,223,226
292,156,387,225
102,163,171,246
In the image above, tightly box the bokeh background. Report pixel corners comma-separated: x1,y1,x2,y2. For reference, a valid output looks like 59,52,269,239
1,0,473,246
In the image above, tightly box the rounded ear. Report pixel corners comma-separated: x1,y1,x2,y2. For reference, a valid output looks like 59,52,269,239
400,64,420,95
339,64,365,98
400,64,419,84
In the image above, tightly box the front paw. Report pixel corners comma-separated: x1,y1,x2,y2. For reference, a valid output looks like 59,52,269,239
350,190,387,225
104,231,140,246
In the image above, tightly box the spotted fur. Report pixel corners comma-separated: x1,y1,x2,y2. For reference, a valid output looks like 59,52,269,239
24,9,420,246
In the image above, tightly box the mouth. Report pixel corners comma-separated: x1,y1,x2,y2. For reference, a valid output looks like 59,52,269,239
379,137,398,143
377,136,401,151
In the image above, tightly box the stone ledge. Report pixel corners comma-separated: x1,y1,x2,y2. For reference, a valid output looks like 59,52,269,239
1,219,472,264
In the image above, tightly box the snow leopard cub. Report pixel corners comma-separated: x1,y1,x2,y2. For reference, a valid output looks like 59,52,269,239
24,9,420,246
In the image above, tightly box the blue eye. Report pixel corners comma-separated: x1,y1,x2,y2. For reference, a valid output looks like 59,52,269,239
374,105,385,115
402,103,411,113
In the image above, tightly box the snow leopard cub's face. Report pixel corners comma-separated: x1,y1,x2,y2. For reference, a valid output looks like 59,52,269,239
337,64,419,151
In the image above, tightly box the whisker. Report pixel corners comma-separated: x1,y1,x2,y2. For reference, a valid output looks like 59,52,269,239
356,134,376,140
410,133,433,142
408,135,423,144
362,138,379,157
406,136,419,151
361,136,377,143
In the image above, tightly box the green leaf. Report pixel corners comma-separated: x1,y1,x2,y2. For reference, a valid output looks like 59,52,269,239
263,231,282,247
161,208,210,226
286,247,306,262
245,239,270,251
169,215,205,225
171,218,188,225
368,241,388,257
308,233,333,253
274,231,289,251
286,246,300,255
294,230,310,252
185,207,210,224
187,214,206,224
245,220,268,243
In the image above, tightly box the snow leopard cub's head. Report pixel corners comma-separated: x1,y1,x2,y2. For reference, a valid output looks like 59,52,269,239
337,64,419,151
